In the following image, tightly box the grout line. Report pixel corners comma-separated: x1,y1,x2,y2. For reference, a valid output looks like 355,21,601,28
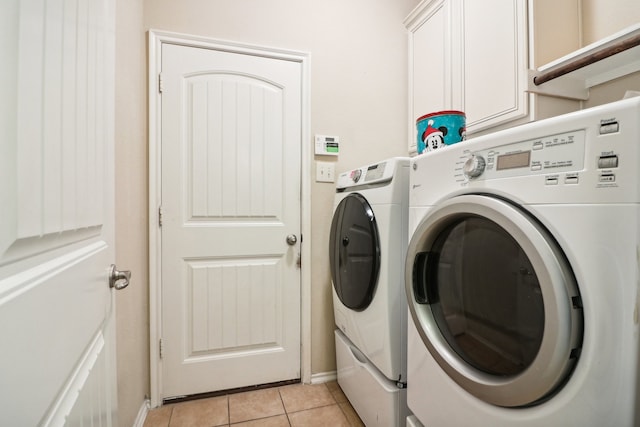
285,402,343,414
228,415,290,426
277,387,293,426
159,381,360,427
166,404,174,427
336,402,355,427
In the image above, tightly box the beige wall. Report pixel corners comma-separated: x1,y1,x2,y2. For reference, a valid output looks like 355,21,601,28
581,0,640,107
113,1,420,422
112,1,639,425
115,0,148,425
582,0,639,44
142,0,420,381
530,0,640,117
530,0,582,67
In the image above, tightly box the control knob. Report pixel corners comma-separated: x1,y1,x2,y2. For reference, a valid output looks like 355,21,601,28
463,155,486,179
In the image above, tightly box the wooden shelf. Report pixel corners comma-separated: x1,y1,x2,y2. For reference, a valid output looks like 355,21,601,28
528,23,640,100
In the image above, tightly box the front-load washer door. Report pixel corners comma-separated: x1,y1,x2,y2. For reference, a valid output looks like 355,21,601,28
406,194,583,407
330,193,381,311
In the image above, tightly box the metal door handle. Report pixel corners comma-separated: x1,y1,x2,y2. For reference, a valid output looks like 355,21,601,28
109,264,131,290
286,234,297,245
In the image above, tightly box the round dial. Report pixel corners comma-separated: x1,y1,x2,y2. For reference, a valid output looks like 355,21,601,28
463,155,486,179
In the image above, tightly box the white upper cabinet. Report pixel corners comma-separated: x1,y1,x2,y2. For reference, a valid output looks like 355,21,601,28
405,0,528,153
459,0,528,132
406,0,450,138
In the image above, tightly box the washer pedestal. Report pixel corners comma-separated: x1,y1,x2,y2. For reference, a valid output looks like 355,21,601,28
335,329,407,427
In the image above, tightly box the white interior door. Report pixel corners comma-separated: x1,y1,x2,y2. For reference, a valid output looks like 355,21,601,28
0,0,118,425
160,42,302,398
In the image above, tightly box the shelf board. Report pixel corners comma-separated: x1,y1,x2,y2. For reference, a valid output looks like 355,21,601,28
528,23,640,100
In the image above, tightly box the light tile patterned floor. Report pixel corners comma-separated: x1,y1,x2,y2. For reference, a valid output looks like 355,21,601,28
143,382,365,427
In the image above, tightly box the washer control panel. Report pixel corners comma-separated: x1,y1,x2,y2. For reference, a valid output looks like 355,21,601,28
457,130,586,181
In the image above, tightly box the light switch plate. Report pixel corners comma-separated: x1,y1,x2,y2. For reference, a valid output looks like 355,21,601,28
316,162,335,183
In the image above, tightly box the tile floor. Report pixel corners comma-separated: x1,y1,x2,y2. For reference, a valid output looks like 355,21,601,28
143,381,365,427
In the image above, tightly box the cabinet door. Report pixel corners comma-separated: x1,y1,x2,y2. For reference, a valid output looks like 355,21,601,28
461,0,528,132
406,0,451,154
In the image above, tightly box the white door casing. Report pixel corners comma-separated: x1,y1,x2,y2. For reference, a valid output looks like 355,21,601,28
0,0,118,425
148,33,311,402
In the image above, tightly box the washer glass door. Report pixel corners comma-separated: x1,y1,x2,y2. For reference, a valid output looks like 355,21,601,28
330,193,380,311
406,194,583,407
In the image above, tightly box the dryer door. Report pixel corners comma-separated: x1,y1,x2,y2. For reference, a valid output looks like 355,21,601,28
330,193,381,311
406,194,583,407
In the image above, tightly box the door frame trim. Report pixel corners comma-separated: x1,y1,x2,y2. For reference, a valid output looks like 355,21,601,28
147,29,311,408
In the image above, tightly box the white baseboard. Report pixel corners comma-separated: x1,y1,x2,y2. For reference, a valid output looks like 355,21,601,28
132,399,150,427
406,414,425,427
310,371,337,384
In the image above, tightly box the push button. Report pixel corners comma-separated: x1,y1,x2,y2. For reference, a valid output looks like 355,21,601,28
598,155,618,169
600,122,619,134
545,177,559,185
565,176,579,185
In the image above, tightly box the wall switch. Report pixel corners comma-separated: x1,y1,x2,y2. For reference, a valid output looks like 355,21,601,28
316,162,335,183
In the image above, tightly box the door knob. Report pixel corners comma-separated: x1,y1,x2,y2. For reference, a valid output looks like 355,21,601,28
109,264,131,290
286,234,297,245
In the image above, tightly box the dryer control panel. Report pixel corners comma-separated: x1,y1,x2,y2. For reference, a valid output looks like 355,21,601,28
411,96,640,206
458,130,586,181
337,160,395,190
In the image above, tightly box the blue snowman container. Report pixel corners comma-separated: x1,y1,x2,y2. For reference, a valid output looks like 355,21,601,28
416,110,466,154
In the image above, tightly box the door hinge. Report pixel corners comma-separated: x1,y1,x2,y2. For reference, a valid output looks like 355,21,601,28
158,206,163,227
159,338,164,359
158,73,164,93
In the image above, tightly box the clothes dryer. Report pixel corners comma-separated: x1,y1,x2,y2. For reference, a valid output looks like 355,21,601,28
405,97,640,426
330,157,410,426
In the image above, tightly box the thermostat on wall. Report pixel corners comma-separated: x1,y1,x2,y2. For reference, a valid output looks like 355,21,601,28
315,134,340,156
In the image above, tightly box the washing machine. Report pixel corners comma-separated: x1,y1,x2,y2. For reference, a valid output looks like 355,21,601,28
330,157,410,426
405,96,640,426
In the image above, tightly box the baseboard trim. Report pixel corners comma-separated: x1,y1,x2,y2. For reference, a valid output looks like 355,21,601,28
310,371,337,384
132,399,150,427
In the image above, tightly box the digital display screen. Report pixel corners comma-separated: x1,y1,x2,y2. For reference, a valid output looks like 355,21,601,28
365,163,385,181
497,151,531,170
